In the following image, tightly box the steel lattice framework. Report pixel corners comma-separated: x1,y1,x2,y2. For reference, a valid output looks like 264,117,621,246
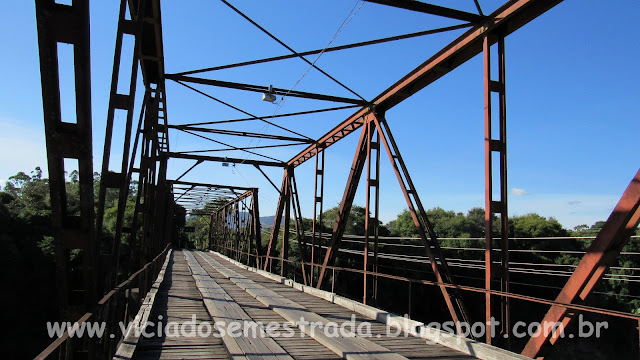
33,0,639,359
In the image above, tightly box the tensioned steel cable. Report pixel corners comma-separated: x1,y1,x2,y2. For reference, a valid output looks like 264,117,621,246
180,129,284,163
473,0,484,15
173,80,313,141
173,23,472,76
179,105,360,127
218,0,367,102
241,0,365,163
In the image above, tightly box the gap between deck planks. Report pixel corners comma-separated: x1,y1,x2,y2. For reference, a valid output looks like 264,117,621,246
192,250,410,360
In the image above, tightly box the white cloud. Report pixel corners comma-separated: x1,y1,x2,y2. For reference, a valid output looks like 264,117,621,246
509,193,619,229
510,188,529,196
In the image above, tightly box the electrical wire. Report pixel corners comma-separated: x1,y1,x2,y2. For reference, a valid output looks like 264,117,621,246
240,0,365,162
288,239,640,282
219,0,366,101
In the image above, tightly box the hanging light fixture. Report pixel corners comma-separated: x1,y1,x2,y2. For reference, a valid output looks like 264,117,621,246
262,84,276,103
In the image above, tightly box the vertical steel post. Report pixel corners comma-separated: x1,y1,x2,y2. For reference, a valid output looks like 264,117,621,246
364,116,380,305
290,171,309,285
208,213,214,250
484,34,510,347
235,201,241,260
281,174,291,276
35,0,97,327
264,170,289,271
35,1,97,357
95,0,143,290
408,282,412,319
311,147,325,287
317,124,370,287
370,112,472,335
252,189,263,263
124,90,148,276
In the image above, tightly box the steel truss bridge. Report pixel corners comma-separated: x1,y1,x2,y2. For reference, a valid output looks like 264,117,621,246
32,0,639,359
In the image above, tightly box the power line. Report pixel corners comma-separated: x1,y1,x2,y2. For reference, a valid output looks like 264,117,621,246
219,0,366,102
240,0,365,164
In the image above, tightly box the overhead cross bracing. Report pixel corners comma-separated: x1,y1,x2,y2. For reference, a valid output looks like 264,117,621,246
160,0,496,168
31,0,640,359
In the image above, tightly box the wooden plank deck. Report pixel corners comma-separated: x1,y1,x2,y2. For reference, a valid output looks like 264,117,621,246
184,251,293,360
192,252,342,360
195,252,407,360
203,251,476,360
129,249,478,360
132,250,229,360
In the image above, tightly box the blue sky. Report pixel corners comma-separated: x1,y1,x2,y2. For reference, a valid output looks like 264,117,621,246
0,0,638,229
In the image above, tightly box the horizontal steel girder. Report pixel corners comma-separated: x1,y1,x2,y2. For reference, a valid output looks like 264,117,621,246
166,152,286,167
288,0,564,168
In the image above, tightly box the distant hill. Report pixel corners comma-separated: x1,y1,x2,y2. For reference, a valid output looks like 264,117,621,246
259,216,276,228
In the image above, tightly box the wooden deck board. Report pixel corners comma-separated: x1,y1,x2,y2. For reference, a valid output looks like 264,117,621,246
193,252,342,360
128,249,479,360
206,252,475,360
132,251,230,360
196,252,407,360
184,250,293,360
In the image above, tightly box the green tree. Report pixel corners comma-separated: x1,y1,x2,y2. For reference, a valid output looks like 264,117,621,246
0,167,58,357
386,209,417,237
321,205,388,236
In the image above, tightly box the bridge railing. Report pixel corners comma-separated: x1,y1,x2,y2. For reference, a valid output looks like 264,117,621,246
35,245,170,360
211,234,640,356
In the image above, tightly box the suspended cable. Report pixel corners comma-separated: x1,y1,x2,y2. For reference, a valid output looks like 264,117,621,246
172,80,313,140
218,0,366,102
473,0,484,16
243,0,365,161
177,105,360,127
180,129,284,163
173,23,472,76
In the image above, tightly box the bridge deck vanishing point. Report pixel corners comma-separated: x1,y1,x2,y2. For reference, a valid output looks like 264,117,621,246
125,249,489,360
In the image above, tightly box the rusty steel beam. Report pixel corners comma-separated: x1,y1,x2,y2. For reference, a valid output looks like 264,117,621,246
310,147,326,287
288,0,564,168
316,123,371,287
370,112,472,333
173,24,472,76
170,180,253,192
281,175,292,276
125,0,170,154
522,169,640,358
289,170,309,285
167,125,314,144
172,79,312,141
362,0,484,23
252,189,263,260
483,34,510,347
315,112,473,331
96,0,145,292
166,151,286,167
264,170,290,271
208,188,261,263
35,0,97,326
217,190,255,209
363,119,381,305
178,105,360,126
179,129,285,163
254,164,282,194
130,0,165,87
175,142,308,154
217,0,365,102
166,74,366,105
